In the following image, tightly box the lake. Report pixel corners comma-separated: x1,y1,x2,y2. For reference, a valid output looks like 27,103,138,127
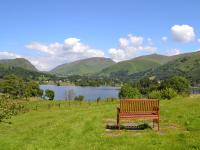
40,85,120,101
190,87,200,94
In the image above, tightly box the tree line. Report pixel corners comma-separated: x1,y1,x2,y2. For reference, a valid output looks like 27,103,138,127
119,76,190,100
0,74,43,99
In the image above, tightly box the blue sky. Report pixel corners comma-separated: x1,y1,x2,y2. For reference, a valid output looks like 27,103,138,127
0,0,200,70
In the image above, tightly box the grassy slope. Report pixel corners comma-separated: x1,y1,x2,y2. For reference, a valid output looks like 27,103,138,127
50,57,115,76
99,53,191,77
0,64,54,79
149,51,200,81
100,58,160,76
0,58,38,71
99,54,182,76
0,96,200,150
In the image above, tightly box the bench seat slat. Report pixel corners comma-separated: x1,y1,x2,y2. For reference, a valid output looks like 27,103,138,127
120,115,159,119
120,111,158,115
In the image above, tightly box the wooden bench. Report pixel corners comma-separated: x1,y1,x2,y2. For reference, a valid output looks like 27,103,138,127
117,99,160,131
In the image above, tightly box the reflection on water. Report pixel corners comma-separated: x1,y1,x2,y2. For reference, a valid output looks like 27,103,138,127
40,85,120,101
190,87,200,95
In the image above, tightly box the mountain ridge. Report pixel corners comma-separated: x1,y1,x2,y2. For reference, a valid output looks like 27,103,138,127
0,51,197,82
148,51,200,82
98,54,170,76
50,57,116,76
0,58,38,72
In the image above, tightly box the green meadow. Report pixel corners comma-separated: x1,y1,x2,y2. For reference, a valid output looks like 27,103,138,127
0,96,200,150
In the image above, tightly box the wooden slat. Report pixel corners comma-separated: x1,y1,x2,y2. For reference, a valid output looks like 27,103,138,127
119,99,159,112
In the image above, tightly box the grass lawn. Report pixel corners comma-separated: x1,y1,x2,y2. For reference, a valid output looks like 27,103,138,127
0,96,200,150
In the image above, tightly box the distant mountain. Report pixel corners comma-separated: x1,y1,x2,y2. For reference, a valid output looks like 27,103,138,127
146,51,200,84
0,64,54,80
0,58,37,71
0,58,56,79
98,54,178,77
1,51,198,84
50,57,116,76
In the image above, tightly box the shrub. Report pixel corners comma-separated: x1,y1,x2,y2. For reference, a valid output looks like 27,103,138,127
148,90,162,99
0,94,24,122
74,95,84,101
38,89,44,98
96,97,101,103
119,84,141,99
45,89,55,100
161,88,177,100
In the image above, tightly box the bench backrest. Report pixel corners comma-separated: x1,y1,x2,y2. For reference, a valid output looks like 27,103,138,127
120,99,159,113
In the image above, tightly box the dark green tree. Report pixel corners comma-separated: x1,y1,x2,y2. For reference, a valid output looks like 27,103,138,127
45,89,54,100
139,77,160,95
0,74,25,99
0,75,43,99
26,81,42,97
160,76,190,95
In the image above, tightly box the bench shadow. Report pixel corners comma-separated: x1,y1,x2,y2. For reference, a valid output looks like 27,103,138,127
106,123,151,130
0,120,12,124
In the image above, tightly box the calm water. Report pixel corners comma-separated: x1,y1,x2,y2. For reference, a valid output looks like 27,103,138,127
190,87,200,94
40,85,120,101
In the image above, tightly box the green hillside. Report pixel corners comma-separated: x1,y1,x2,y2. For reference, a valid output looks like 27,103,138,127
50,53,190,77
143,51,200,84
0,58,37,71
0,64,55,80
99,54,172,76
50,57,115,76
0,58,55,80
125,51,199,82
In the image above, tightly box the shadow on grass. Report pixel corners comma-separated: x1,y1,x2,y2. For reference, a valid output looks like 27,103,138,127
0,120,12,124
106,123,151,130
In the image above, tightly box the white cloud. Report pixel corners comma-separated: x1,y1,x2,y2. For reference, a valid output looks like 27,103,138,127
167,49,181,56
128,34,143,46
108,34,157,62
171,25,195,43
0,51,22,59
25,38,105,70
28,56,67,71
64,38,80,45
119,38,129,48
162,36,168,42
108,48,126,61
197,39,200,44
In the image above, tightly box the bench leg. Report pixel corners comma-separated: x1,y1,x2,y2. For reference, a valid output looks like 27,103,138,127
117,115,120,129
117,108,120,130
153,119,159,131
153,119,154,128
118,119,120,130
